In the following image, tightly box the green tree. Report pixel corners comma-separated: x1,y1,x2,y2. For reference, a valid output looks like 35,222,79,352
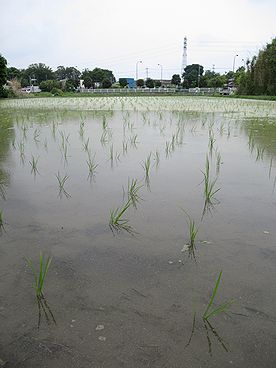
136,79,144,87
155,80,161,88
0,54,7,97
91,68,115,85
24,63,54,84
7,67,21,81
55,66,80,88
171,74,181,86
39,80,60,92
102,78,112,88
182,64,204,88
119,78,128,88
145,78,154,88
201,70,227,88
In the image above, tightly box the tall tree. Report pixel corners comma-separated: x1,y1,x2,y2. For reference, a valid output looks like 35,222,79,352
145,78,154,88
171,74,181,86
0,54,7,97
55,66,80,88
24,63,54,84
238,38,276,95
182,64,204,88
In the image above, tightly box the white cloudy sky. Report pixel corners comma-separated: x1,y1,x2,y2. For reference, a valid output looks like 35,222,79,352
1,0,275,80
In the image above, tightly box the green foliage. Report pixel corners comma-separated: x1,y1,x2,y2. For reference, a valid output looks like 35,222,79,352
145,78,154,88
24,63,54,84
7,66,21,81
171,74,181,86
109,198,134,233
201,70,227,88
55,66,80,87
155,80,161,88
136,79,145,88
136,79,144,87
0,54,7,97
119,78,128,88
182,64,204,88
203,271,234,321
64,79,75,92
238,38,276,96
39,79,60,92
102,78,112,88
25,253,52,299
50,87,63,96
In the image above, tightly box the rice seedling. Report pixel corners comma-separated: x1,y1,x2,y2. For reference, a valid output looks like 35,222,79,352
109,144,114,163
29,155,39,175
109,198,134,234
55,172,70,198
25,253,56,328
33,128,40,143
52,122,57,140
203,271,234,321
25,253,52,299
79,121,85,138
100,130,108,145
127,178,143,208
208,130,216,153
153,150,160,167
102,115,107,130
142,154,151,178
130,134,138,146
122,141,128,155
216,151,222,175
18,141,25,158
86,153,98,175
201,155,220,208
165,141,171,157
83,138,90,153
181,209,199,260
255,146,265,161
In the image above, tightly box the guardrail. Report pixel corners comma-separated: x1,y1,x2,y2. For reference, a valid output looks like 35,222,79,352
78,88,221,94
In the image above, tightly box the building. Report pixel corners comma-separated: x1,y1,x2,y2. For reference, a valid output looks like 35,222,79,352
124,78,136,89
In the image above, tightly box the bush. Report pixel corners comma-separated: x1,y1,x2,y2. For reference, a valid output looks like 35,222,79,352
50,87,63,96
40,80,60,92
102,78,112,88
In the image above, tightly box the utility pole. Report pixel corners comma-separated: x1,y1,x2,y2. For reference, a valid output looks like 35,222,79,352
158,64,163,86
197,65,201,88
181,36,187,77
212,64,215,73
233,54,238,73
136,60,142,81
145,68,149,79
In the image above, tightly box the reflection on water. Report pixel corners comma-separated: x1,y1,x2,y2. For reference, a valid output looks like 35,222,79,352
186,313,229,356
37,295,57,329
0,97,276,365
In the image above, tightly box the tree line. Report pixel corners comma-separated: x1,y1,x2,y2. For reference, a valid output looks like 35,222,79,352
0,37,275,97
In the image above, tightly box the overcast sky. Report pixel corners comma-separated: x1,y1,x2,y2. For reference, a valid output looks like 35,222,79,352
1,0,275,80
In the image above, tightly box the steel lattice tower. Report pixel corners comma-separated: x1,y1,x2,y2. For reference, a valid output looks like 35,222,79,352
181,36,187,77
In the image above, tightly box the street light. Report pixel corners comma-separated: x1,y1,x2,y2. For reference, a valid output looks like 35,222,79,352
241,58,246,69
157,63,163,86
136,60,142,81
233,54,238,73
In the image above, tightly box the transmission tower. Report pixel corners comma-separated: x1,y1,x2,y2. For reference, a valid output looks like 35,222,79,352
181,36,187,77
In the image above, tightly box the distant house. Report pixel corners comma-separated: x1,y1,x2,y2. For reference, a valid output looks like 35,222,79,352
124,78,136,89
21,86,41,93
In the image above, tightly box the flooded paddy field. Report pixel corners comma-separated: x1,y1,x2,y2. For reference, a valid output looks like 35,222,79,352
0,96,276,367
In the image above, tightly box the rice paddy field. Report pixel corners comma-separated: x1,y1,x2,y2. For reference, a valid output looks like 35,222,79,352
0,96,276,367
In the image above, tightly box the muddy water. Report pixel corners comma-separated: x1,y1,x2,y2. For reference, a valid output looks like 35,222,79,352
0,96,276,367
